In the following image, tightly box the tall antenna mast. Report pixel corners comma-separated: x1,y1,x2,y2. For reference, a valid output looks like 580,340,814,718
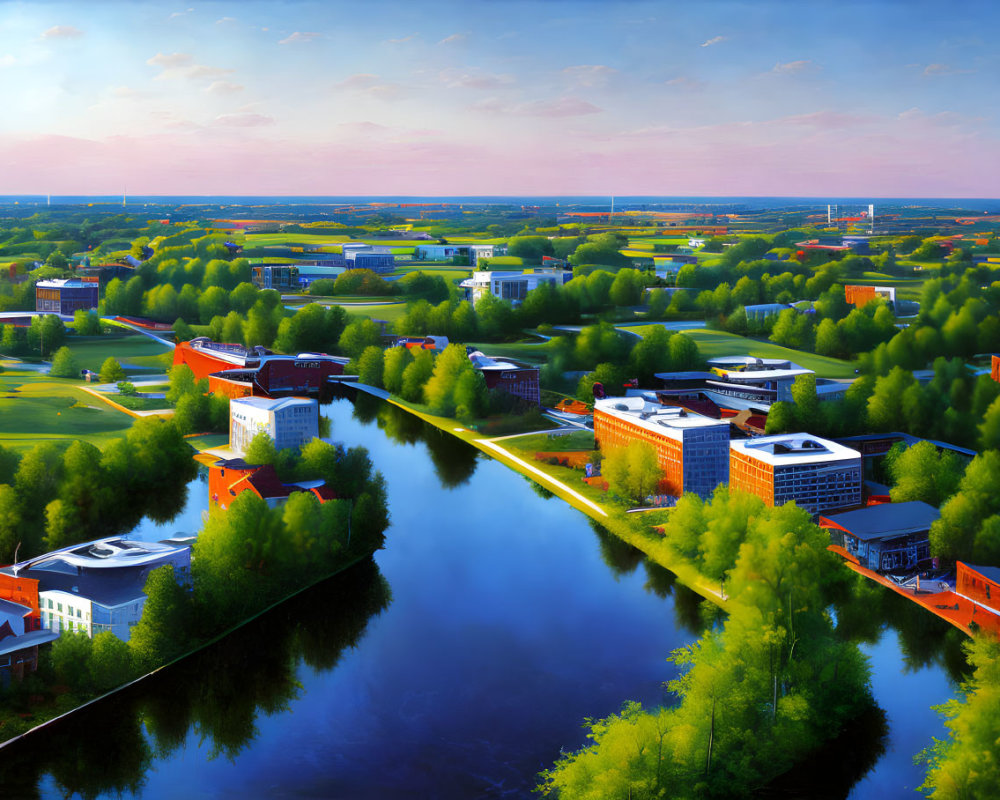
123,187,127,208
610,195,615,221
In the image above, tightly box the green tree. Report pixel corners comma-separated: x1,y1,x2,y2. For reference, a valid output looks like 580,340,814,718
99,357,127,384
885,441,963,507
89,631,135,692
244,430,278,465
73,308,102,336
602,440,662,504
338,319,383,360
400,349,436,402
128,565,193,671
50,630,95,693
382,346,414,395
356,345,385,387
49,345,80,378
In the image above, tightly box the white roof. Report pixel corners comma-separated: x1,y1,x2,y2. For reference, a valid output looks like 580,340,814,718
708,355,798,369
230,396,317,412
10,537,188,573
730,434,861,467
715,368,813,382
468,351,519,370
594,396,730,443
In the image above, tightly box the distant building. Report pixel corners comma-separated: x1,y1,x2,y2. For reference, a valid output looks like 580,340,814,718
593,396,730,498
209,458,337,510
730,434,862,514
820,501,938,572
991,354,999,384
341,244,394,273
3,537,191,642
844,285,895,308
229,396,319,456
743,303,792,321
35,279,99,315
459,269,572,306
468,351,540,406
252,264,299,291
414,244,503,265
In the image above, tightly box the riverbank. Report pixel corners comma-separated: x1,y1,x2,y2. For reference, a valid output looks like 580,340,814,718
349,383,732,611
0,547,380,749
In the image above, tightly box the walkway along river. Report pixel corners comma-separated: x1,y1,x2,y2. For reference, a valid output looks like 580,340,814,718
0,394,974,797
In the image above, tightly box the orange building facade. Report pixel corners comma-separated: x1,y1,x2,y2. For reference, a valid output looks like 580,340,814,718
729,448,775,506
956,562,1000,615
0,572,41,628
844,285,877,308
992,355,1000,384
593,398,730,498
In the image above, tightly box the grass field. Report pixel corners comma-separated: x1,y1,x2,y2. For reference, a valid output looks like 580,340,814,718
506,430,595,452
65,334,174,372
243,233,351,247
0,370,134,452
621,325,858,378
341,303,408,324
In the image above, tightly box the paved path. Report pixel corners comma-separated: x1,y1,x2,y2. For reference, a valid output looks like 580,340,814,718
478,439,608,518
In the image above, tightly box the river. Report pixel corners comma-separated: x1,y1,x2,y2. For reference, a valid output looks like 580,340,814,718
0,394,969,798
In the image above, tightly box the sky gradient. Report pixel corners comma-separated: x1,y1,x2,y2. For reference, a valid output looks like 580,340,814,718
0,0,997,196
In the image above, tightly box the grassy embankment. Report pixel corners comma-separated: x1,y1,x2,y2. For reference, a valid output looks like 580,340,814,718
357,387,729,611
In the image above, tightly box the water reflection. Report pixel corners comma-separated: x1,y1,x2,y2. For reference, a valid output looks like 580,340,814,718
0,560,390,799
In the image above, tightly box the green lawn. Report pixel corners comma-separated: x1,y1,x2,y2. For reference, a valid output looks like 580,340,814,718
243,233,351,247
621,326,858,379
65,334,173,372
0,372,134,452
464,339,551,364
506,430,596,452
342,303,408,324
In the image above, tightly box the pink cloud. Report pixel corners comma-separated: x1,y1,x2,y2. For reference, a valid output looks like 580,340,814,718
213,113,274,127
41,25,83,39
473,96,602,117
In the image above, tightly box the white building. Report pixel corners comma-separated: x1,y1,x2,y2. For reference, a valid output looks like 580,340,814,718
705,356,846,408
414,244,503,265
230,396,319,456
459,269,572,306
8,537,192,642
730,434,862,514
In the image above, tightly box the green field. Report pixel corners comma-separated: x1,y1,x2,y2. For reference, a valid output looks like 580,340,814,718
65,334,173,372
341,303,408,324
0,370,134,452
243,232,351,247
506,430,595,452
621,326,858,378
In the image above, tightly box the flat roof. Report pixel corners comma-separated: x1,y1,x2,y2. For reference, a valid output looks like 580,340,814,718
0,598,31,617
36,279,95,289
716,367,813,382
230,396,317,412
708,356,796,368
594,396,730,442
822,501,940,540
731,433,861,466
6,536,189,574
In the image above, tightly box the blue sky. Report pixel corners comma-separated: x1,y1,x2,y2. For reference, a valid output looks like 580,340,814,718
0,0,996,195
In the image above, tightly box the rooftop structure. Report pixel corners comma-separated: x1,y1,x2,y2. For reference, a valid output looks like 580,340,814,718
468,350,540,406
414,244,504,265
209,458,337,509
845,285,895,308
35,279,99,315
593,396,730,498
460,268,572,307
730,433,862,514
229,395,319,456
3,537,191,641
821,501,938,572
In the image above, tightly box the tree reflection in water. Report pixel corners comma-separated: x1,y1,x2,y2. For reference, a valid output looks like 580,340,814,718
0,560,390,800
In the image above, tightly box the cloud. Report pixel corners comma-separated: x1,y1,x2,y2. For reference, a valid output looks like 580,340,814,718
384,33,417,44
334,73,381,90
562,64,616,87
923,63,974,76
474,96,602,118
112,86,148,99
0,54,15,68
169,8,193,19
186,65,235,80
700,35,726,47
147,52,194,69
772,60,817,74
779,111,875,128
440,68,514,90
41,25,83,39
279,32,321,45
665,76,705,90
205,81,244,95
438,33,466,45
215,17,237,25
214,113,274,127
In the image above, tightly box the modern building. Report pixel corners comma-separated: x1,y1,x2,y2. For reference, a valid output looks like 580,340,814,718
743,303,793,322
459,268,572,306
593,396,731,498
414,244,503,265
820,501,938,572
3,537,191,642
845,285,895,308
468,351,540,406
342,244,394,273
35,279,99,315
656,356,846,413
209,458,336,509
251,264,299,291
229,396,319,456
174,339,350,399
991,354,999,384
729,434,862,514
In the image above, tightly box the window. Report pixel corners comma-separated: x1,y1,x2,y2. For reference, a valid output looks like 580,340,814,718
57,603,63,613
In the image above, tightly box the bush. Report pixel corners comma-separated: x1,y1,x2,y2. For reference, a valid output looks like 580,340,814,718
99,357,127,384
49,346,80,378
117,381,137,396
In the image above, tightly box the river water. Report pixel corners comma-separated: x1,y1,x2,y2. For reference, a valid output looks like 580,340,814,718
0,394,969,798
